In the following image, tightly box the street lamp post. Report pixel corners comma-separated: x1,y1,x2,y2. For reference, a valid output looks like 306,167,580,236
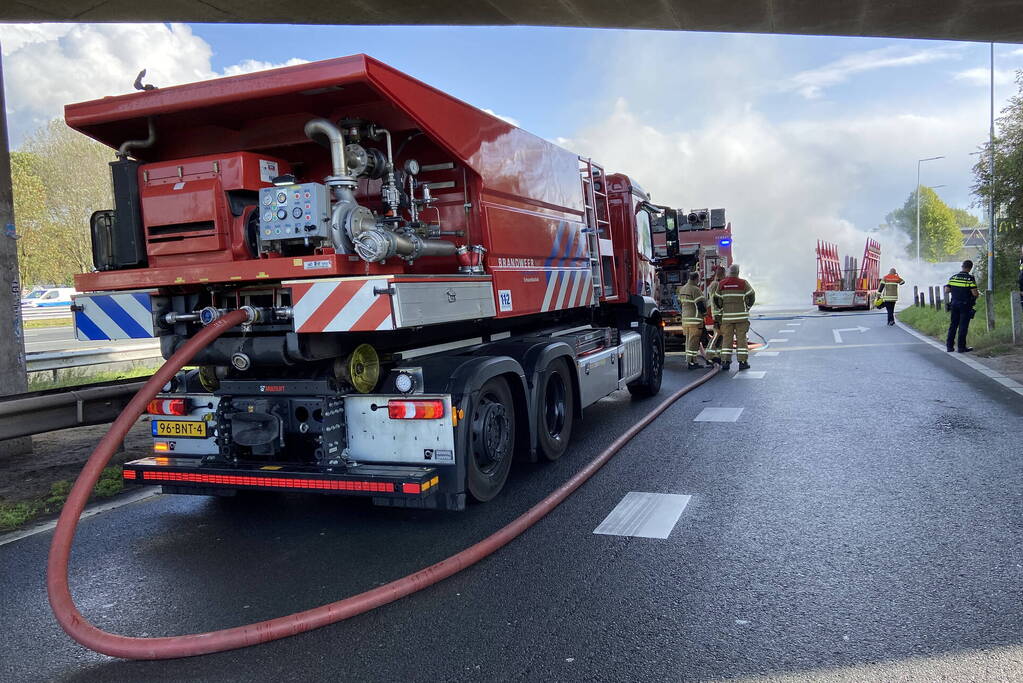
916,156,945,263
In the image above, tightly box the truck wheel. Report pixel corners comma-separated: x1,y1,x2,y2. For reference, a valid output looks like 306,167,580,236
467,376,516,502
628,322,664,398
538,358,575,461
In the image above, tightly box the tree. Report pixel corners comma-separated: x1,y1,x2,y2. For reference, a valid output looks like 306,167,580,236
972,70,1023,290
884,186,963,262
952,208,980,229
18,120,114,285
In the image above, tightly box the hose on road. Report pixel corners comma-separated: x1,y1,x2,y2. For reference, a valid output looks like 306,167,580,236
48,319,718,660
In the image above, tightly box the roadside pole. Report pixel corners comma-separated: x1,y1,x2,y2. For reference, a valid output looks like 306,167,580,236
0,48,33,458
1011,291,1023,344
986,42,996,332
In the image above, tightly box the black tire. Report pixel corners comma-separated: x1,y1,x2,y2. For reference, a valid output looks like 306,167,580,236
466,376,516,502
537,358,575,462
628,322,664,398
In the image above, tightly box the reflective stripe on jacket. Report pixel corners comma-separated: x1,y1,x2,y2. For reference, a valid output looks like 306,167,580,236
676,283,706,325
712,277,756,322
878,274,905,302
946,271,978,305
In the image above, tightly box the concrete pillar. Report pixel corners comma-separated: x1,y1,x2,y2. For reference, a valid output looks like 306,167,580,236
0,50,33,458
928,286,935,308
1011,292,1023,344
913,285,919,306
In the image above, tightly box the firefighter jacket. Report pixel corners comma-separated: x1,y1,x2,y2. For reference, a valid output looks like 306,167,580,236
676,282,706,325
712,277,756,322
706,279,722,318
878,273,905,302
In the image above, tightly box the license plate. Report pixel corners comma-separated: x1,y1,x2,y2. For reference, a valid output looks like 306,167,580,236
153,420,207,438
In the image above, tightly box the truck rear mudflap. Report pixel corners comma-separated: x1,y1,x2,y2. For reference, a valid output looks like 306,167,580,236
122,457,441,506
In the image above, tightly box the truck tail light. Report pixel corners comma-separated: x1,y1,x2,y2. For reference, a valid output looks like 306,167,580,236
147,398,190,416
387,399,445,420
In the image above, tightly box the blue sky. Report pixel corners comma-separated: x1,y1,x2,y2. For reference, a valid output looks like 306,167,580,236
2,23,1021,300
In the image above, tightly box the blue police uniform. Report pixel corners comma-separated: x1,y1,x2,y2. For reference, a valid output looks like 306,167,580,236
945,270,978,352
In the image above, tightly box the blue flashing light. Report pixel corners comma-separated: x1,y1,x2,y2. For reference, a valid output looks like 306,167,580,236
719,238,732,247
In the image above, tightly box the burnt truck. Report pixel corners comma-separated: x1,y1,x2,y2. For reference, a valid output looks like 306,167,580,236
68,55,672,511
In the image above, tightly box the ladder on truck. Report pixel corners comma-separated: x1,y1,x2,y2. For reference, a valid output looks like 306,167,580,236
580,158,611,305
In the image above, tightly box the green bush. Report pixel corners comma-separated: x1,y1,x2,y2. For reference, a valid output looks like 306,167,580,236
898,290,1016,355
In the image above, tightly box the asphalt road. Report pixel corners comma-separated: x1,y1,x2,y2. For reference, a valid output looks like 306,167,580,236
2,308,1022,682
22,325,156,354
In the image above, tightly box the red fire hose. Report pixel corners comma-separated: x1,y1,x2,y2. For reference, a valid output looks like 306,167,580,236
47,314,718,660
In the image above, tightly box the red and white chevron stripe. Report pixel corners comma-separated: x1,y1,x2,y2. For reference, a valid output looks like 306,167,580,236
291,278,395,333
541,269,593,312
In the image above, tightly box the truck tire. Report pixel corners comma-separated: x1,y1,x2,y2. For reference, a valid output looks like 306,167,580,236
628,322,664,398
467,376,516,502
537,358,575,461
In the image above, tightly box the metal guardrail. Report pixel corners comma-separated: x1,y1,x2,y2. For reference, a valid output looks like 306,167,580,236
0,381,146,440
22,306,73,320
26,342,163,374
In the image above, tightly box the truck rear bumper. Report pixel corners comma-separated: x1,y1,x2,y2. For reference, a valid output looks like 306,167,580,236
123,457,441,501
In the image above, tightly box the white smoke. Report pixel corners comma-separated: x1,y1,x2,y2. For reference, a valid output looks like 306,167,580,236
557,32,992,305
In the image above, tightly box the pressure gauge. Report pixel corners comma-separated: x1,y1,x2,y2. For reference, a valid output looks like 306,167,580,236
276,191,288,204
263,210,273,222
292,207,303,219
277,208,288,220
403,159,420,176
262,193,273,206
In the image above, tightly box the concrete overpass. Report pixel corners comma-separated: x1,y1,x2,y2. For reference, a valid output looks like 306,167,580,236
1,0,1023,43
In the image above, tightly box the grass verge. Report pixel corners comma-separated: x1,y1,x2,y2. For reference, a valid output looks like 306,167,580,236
898,290,1016,355
27,364,161,392
0,467,125,533
22,317,72,329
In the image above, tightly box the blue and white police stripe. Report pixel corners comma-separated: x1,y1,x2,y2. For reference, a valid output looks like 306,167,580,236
74,292,155,340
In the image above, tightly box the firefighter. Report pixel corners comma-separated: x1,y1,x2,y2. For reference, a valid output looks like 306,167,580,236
877,268,905,326
943,259,980,353
676,271,708,370
704,266,726,364
712,263,756,371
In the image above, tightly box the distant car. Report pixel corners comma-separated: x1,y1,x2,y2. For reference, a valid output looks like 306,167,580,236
21,287,77,308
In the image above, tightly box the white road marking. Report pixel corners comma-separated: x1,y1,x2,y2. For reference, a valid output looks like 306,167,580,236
733,371,767,379
832,326,870,343
767,338,788,343
785,322,802,326
756,351,780,356
593,492,691,539
694,407,744,422
0,488,160,547
777,329,794,334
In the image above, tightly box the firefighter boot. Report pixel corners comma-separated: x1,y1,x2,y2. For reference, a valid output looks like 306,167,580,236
721,361,731,371
738,361,750,371
687,362,700,370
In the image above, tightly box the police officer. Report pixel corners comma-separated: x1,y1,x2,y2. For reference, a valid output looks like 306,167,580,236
944,259,980,353
712,263,756,371
676,271,708,370
704,266,726,364
876,268,905,326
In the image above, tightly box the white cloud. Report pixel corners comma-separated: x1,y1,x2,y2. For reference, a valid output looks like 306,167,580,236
221,58,309,77
482,108,520,127
783,45,962,99
0,23,305,145
952,67,1016,87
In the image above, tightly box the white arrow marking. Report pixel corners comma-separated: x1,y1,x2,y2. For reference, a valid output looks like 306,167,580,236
832,326,870,343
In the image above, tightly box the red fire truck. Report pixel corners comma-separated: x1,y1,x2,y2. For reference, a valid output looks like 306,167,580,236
652,208,733,346
67,55,673,511
813,238,881,310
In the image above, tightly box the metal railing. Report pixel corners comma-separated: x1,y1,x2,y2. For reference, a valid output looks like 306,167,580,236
0,380,147,442
22,306,73,320
26,342,163,375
